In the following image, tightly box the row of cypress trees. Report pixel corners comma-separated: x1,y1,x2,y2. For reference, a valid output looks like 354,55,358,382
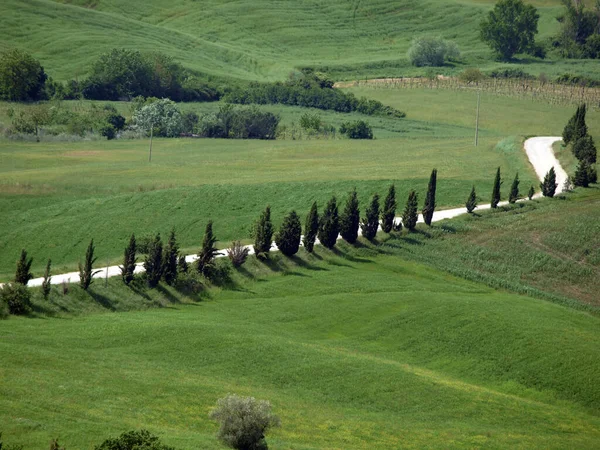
563,104,598,188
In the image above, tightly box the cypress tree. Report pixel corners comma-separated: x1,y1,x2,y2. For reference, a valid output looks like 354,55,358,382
14,249,33,285
574,160,590,187
540,167,558,198
79,239,100,290
360,193,380,240
574,103,588,143
491,167,502,208
120,233,137,285
573,135,597,164
275,210,302,256
381,184,397,233
466,186,478,213
402,190,419,231
197,220,220,276
178,255,189,274
588,165,598,184
303,202,319,253
422,169,437,225
41,258,52,300
162,228,179,285
528,185,535,200
318,196,339,249
253,206,274,258
509,172,520,204
144,233,163,288
562,105,579,145
340,189,360,244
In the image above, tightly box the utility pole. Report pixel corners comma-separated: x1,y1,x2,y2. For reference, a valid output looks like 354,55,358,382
475,91,481,147
148,123,154,162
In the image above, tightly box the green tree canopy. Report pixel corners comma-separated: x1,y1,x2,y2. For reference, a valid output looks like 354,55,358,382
0,49,47,101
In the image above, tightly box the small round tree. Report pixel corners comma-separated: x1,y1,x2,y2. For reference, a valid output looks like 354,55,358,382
275,211,302,256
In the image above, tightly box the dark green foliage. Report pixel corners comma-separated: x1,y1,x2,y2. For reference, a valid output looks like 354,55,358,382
253,206,274,258
588,166,598,184
563,104,587,145
144,233,163,288
573,135,597,164
528,185,535,200
0,49,47,101
381,184,397,233
402,190,419,231
0,283,32,316
479,0,540,60
491,167,502,208
227,241,249,267
489,68,535,79
197,221,220,276
178,255,189,274
0,294,8,319
181,111,199,134
49,438,66,450
422,169,437,225
574,160,591,187
360,194,380,241
509,172,520,203
120,234,137,285
339,120,373,139
94,429,176,450
318,196,340,249
79,239,100,291
340,190,360,244
14,249,33,285
163,229,179,286
466,186,478,213
197,104,280,140
408,37,460,67
303,202,319,253
41,259,52,300
555,0,600,58
275,211,302,256
541,167,558,198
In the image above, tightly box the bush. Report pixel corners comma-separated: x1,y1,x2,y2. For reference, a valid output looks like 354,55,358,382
299,112,322,131
339,120,373,139
408,37,460,67
94,429,176,450
132,98,183,138
0,49,48,101
100,124,116,140
0,283,32,316
459,68,486,84
209,395,280,450
197,105,279,140
489,68,535,79
227,241,249,267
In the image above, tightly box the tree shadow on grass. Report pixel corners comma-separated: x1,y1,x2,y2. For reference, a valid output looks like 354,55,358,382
156,284,183,305
288,255,328,272
88,290,117,311
331,246,372,264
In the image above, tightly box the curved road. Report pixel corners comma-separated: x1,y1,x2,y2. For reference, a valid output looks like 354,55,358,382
17,137,565,288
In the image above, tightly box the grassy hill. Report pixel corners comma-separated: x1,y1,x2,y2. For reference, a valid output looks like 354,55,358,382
2,0,599,82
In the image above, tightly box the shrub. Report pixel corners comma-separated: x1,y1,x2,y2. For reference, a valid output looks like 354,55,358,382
14,249,33,285
303,202,319,253
79,239,100,290
407,37,460,67
458,68,485,84
197,221,221,277
100,124,116,140
0,49,48,101
0,283,32,316
318,197,340,249
144,233,163,288
132,98,183,137
197,105,279,140
275,211,302,256
339,190,360,244
466,186,478,213
120,234,137,285
422,169,437,225
209,395,280,450
541,167,558,197
299,112,322,131
339,120,373,139
227,241,249,267
360,193,380,241
402,190,419,231
381,184,397,233
253,207,274,258
94,429,175,450
489,68,534,79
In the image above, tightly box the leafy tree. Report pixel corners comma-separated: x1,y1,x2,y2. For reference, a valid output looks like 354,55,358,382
132,98,183,137
144,233,163,288
381,184,397,233
209,394,280,450
303,202,319,253
120,234,137,285
79,239,100,290
0,49,47,101
41,259,52,300
318,196,340,249
275,211,302,256
197,221,220,276
466,186,478,213
253,206,274,258
528,185,535,200
574,160,591,187
340,189,360,244
408,37,460,66
402,190,419,231
14,249,33,285
0,283,32,316
94,429,175,450
480,0,540,60
163,229,179,286
360,194,380,240
509,172,520,203
573,135,597,164
491,167,502,208
422,169,437,225
541,167,558,197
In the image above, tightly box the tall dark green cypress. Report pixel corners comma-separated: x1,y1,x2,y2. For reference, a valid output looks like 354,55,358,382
574,160,590,187
466,186,477,213
197,221,220,276
79,239,99,290
41,259,52,300
528,185,535,200
422,169,437,225
562,105,579,145
340,189,360,244
178,255,189,274
402,190,419,231
14,249,33,285
491,167,502,208
574,103,588,143
253,206,274,257
303,202,319,253
360,193,380,240
318,196,339,249
144,233,163,288
163,228,179,285
381,184,397,233
275,210,302,256
509,172,520,204
120,233,137,285
540,167,557,198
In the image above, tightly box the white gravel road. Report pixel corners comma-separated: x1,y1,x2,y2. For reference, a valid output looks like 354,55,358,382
11,136,566,288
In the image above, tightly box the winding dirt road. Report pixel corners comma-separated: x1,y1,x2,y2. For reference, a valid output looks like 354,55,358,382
16,137,565,288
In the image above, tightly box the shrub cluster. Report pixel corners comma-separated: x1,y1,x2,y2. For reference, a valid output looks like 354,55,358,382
197,105,280,140
339,121,373,139
407,36,460,67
